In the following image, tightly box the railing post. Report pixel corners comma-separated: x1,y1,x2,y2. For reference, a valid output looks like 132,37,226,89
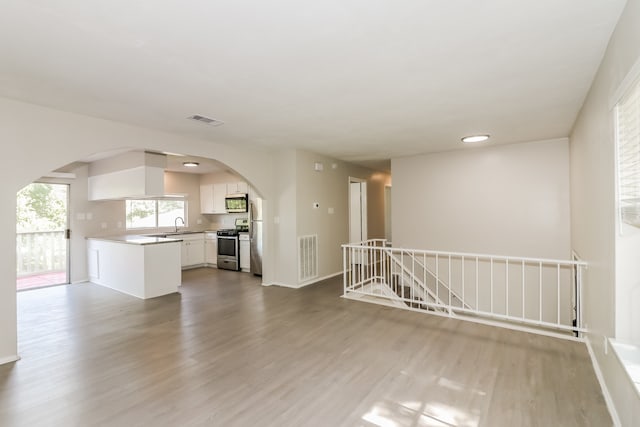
342,245,347,295
577,265,583,337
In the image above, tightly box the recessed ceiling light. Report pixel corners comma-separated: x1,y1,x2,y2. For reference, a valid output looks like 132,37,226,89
461,135,490,143
183,161,199,168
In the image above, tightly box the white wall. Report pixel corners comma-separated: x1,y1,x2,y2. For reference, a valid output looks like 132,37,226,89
270,149,389,287
392,139,571,259
569,0,640,424
272,150,298,287
0,96,277,363
295,150,389,283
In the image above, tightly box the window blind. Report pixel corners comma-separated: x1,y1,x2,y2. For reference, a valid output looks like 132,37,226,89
617,78,640,228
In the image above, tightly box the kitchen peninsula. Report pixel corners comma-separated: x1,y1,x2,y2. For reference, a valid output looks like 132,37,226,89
86,235,182,299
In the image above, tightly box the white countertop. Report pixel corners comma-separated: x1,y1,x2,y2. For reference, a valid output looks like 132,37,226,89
87,235,182,245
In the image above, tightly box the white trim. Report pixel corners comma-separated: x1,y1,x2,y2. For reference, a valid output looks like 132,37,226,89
71,278,90,285
270,271,342,289
342,242,586,266
0,355,20,365
610,55,640,110
585,335,621,427
41,172,76,180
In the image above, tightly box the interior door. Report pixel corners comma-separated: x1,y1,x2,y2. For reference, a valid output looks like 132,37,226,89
16,182,69,290
349,179,367,243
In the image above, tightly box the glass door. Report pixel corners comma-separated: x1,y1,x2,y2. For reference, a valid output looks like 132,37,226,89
16,183,69,290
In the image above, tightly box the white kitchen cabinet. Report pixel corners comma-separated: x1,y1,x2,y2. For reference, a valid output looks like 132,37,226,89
200,185,214,214
179,233,205,268
205,235,217,266
213,183,228,213
228,181,248,194
87,237,180,299
200,184,228,214
239,234,250,272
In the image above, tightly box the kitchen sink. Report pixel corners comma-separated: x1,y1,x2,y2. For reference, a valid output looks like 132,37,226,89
146,231,203,238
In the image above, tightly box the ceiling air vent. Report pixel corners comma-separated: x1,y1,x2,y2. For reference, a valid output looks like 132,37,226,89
187,114,224,126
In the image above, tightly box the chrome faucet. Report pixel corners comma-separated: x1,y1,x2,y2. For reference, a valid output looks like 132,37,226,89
175,216,185,233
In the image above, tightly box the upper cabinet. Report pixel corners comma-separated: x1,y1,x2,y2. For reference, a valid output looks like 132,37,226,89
200,181,247,214
228,181,248,194
88,152,166,201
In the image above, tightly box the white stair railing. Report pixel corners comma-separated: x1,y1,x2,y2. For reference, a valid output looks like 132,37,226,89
343,240,587,339
387,250,472,311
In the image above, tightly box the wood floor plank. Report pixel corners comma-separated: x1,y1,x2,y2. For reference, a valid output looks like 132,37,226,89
0,268,611,426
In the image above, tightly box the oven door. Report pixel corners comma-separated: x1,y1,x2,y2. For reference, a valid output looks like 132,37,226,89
218,236,237,257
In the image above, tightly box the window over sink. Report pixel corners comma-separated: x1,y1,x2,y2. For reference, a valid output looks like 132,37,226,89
126,199,186,230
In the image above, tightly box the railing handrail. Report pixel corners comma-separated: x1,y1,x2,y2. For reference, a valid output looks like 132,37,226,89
342,240,586,267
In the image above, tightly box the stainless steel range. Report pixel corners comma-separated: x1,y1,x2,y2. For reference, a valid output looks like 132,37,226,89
216,218,249,271
217,228,239,271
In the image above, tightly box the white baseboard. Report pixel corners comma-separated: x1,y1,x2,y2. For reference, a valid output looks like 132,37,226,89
71,278,89,284
585,335,621,427
269,271,342,289
0,355,20,365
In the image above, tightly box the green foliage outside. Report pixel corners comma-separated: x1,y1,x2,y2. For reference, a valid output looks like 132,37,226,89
126,200,156,226
16,183,67,233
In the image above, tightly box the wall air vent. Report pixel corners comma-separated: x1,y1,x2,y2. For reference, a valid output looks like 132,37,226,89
187,115,224,126
298,234,318,283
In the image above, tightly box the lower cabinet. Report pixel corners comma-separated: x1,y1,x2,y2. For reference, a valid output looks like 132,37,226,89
205,237,217,266
180,234,205,269
239,234,250,272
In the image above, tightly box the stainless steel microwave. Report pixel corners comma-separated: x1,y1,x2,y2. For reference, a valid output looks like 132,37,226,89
225,193,248,213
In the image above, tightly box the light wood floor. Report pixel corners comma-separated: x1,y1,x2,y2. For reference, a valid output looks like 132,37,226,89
0,268,610,426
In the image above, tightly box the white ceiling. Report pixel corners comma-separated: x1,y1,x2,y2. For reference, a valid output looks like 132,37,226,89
0,1,627,170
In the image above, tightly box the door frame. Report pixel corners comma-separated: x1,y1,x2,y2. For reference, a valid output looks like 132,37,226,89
16,181,71,289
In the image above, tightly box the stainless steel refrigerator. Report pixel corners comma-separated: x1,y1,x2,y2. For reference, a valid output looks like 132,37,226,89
249,198,263,276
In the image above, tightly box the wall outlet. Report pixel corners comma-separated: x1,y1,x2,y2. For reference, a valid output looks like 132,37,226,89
117,221,122,228
86,212,93,220
77,213,86,221
101,222,107,229
274,216,280,224
197,219,202,224
328,207,334,214
313,202,320,209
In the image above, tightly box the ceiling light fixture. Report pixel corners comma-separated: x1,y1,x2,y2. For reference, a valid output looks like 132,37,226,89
183,161,199,168
187,114,224,126
461,135,490,143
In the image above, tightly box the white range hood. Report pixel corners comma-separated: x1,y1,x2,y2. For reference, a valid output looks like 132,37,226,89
88,152,168,201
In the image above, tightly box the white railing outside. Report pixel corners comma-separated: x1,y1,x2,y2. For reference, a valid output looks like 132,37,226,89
342,240,587,339
16,231,66,277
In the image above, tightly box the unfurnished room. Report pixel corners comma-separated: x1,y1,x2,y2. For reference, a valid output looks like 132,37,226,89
1,1,639,426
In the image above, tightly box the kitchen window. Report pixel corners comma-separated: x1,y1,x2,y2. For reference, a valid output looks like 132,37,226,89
126,199,186,229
